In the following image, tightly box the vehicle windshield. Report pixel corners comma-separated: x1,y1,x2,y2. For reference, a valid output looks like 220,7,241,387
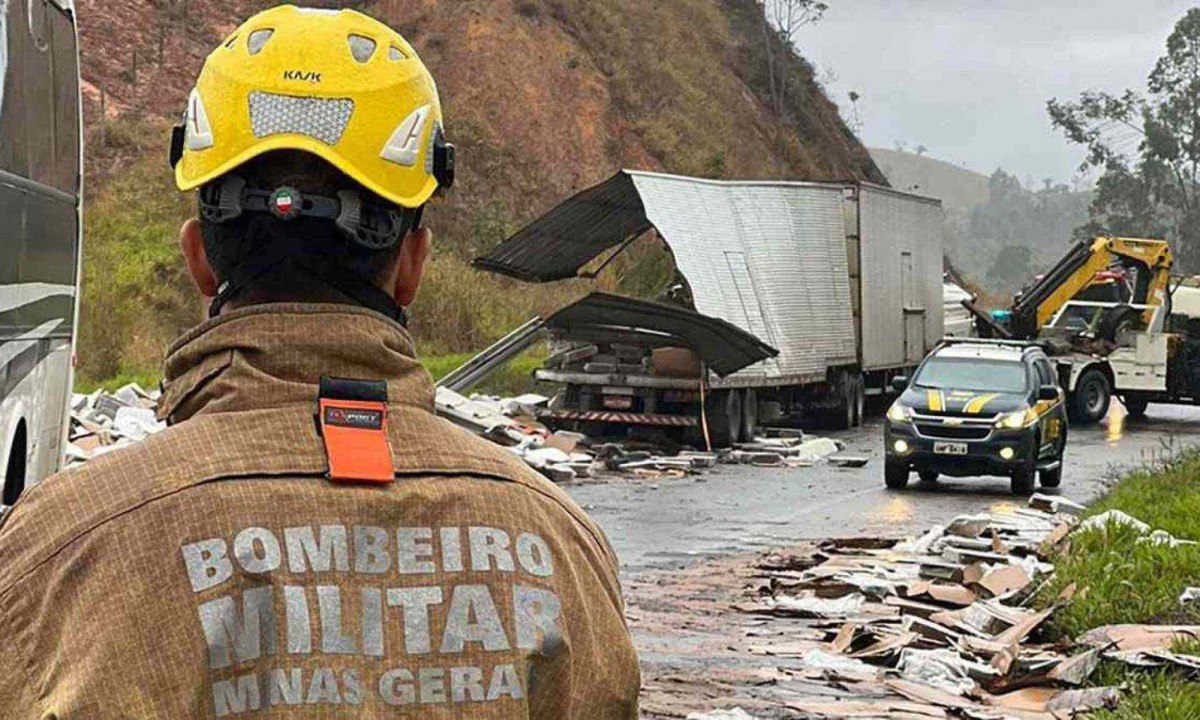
1049,304,1105,333
914,357,1028,393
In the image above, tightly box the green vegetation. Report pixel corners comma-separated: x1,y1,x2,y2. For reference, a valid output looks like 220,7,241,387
1049,8,1200,272
76,0,882,389
419,352,545,397
74,353,543,398
1090,665,1200,720
1038,449,1200,718
1043,450,1200,637
868,149,1090,294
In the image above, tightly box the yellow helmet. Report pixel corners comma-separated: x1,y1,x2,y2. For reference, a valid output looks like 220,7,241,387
170,5,454,209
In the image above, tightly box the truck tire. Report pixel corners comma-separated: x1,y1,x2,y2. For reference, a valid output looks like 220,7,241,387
1070,369,1111,425
740,389,759,442
705,390,742,448
1122,394,1149,419
829,370,857,431
885,461,909,490
1099,305,1139,342
1011,466,1036,496
851,375,866,427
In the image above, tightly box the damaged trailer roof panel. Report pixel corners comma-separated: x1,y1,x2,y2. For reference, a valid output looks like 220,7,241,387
545,292,778,377
475,171,869,384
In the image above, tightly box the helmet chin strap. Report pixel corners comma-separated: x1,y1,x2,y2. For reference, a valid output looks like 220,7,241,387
208,222,408,325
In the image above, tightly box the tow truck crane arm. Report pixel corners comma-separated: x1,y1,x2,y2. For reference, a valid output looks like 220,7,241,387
1008,236,1173,339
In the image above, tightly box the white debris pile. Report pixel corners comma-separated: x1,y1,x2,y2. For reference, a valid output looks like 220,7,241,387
67,383,165,467
434,387,861,484
730,495,1145,717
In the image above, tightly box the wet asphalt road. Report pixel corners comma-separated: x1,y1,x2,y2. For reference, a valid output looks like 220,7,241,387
566,402,1200,576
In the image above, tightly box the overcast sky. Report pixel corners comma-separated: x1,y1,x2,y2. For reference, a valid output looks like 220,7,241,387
797,1,1197,186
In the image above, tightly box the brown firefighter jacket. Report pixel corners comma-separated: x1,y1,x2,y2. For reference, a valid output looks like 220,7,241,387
0,304,640,719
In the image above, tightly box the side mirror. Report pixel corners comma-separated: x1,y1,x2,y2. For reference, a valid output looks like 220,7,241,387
891,376,909,393
1038,385,1059,401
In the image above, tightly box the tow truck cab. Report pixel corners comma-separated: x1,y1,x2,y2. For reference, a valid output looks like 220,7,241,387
883,339,1068,496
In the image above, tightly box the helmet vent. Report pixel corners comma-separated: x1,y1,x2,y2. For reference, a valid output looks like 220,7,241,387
348,34,377,63
224,34,238,49
388,46,406,62
247,29,274,55
249,92,355,146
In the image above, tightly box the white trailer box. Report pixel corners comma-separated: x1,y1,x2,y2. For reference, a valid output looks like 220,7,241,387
629,174,857,388
854,185,945,370
474,171,945,435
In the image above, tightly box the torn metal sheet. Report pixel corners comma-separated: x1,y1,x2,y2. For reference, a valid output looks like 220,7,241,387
476,171,942,383
543,292,778,377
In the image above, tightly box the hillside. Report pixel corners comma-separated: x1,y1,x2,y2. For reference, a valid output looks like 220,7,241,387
868,148,990,212
74,0,885,382
869,148,1089,294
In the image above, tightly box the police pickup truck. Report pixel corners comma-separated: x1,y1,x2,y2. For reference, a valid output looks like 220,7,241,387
883,339,1068,496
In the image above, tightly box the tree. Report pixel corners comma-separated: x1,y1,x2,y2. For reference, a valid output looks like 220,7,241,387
1048,9,1200,268
758,1,828,125
988,244,1034,288
847,90,862,133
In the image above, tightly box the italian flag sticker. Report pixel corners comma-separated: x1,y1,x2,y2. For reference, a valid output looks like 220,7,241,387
271,188,300,218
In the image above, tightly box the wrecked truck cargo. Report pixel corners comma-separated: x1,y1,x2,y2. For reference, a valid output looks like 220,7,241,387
474,171,945,444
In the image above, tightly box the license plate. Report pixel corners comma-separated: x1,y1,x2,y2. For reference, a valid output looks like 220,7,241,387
934,442,968,455
602,395,633,410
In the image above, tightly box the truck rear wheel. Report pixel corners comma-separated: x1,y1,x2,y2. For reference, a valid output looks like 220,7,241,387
851,375,866,427
828,370,860,431
1070,369,1111,425
740,389,759,442
705,390,742,448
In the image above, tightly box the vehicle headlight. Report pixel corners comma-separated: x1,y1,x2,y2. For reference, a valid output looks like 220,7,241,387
996,409,1036,429
887,403,912,423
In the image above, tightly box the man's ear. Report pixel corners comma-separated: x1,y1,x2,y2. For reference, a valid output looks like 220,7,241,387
179,218,219,298
392,226,431,307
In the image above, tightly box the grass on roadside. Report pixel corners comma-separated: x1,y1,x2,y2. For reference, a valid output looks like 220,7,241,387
1036,449,1200,719
1088,663,1200,720
1039,449,1200,639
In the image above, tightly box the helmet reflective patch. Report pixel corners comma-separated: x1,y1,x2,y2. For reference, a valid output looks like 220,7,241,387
186,90,215,151
249,91,355,145
380,105,430,167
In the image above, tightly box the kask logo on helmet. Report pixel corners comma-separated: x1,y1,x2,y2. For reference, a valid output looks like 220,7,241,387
283,70,322,83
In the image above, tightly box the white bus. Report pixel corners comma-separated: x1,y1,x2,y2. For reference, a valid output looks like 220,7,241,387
0,0,82,507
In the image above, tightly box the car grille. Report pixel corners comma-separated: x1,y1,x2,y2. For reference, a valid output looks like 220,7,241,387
914,423,991,441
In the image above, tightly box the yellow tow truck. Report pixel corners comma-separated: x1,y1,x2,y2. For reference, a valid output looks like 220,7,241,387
980,236,1200,424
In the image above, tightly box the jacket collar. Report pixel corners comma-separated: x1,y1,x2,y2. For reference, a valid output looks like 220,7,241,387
158,303,434,424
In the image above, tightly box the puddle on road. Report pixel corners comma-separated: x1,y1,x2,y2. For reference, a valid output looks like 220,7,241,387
866,496,914,527
1105,402,1127,446
990,500,1020,515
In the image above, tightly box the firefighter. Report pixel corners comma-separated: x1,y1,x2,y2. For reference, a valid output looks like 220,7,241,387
0,6,639,718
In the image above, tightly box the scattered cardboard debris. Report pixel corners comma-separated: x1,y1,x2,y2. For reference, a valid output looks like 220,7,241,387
718,496,1166,716
66,384,165,466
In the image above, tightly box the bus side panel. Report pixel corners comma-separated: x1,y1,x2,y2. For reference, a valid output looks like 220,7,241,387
0,0,81,491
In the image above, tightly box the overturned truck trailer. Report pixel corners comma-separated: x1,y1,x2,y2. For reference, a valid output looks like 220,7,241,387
473,171,944,445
